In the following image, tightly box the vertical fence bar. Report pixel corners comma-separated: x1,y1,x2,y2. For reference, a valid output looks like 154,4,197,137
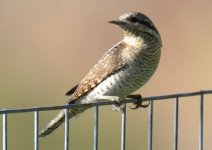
64,109,70,150
3,113,7,150
121,103,126,150
34,111,39,150
174,97,179,150
94,106,99,150
148,100,153,150
199,94,204,150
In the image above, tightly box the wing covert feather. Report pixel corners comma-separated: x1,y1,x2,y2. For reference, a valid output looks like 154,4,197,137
67,42,129,103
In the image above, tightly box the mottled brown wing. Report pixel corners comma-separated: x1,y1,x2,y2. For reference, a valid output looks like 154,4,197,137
67,41,128,103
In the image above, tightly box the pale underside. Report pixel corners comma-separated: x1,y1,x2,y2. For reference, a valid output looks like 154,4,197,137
66,39,160,105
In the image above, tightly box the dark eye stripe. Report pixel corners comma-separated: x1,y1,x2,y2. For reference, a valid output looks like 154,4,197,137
139,20,153,29
129,17,153,28
128,16,157,32
128,17,138,23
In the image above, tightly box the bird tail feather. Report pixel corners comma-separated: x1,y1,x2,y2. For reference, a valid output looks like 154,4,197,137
38,107,88,138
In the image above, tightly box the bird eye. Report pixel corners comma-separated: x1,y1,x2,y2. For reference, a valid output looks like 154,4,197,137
128,17,154,30
129,17,152,27
129,17,138,23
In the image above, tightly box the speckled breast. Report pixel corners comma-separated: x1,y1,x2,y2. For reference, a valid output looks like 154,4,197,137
82,47,161,103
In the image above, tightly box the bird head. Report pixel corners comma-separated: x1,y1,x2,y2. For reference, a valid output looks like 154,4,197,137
109,12,160,39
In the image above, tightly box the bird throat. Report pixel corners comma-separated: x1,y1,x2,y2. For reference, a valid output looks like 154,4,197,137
123,34,145,49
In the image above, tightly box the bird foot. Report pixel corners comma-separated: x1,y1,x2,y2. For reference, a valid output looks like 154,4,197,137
95,95,124,111
110,96,125,111
127,94,150,109
112,102,125,111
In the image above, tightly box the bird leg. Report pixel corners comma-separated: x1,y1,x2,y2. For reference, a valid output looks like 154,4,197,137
127,94,150,109
95,95,124,111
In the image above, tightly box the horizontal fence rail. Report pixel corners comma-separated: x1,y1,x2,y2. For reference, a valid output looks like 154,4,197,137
1,90,211,114
1,89,212,150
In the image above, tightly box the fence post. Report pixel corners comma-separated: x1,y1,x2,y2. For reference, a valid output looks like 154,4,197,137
34,111,39,150
148,100,153,150
64,109,70,150
94,106,99,150
121,103,126,150
199,94,204,150
174,97,179,150
3,113,7,150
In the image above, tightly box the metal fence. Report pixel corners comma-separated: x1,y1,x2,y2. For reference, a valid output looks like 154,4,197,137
1,90,212,150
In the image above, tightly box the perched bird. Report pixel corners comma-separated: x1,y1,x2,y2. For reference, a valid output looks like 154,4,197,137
39,12,162,138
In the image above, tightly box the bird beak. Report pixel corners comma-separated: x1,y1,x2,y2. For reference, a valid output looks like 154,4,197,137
108,20,126,26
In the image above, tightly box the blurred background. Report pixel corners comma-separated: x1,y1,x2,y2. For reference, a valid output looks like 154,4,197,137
0,0,212,149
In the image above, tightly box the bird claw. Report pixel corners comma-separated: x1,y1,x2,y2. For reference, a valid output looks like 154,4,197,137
112,97,125,111
130,101,150,109
112,103,125,111
127,94,150,109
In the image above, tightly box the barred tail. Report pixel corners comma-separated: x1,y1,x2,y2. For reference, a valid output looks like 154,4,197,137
38,107,88,138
